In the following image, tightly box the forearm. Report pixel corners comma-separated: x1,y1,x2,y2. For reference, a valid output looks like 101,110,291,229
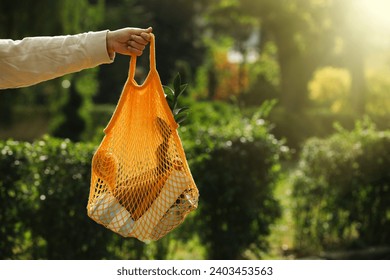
0,30,112,89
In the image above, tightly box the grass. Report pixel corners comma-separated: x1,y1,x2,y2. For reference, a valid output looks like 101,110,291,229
261,164,297,259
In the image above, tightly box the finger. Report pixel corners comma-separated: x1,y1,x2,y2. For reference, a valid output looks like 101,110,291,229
128,40,146,51
140,32,152,42
128,46,143,56
131,34,149,45
129,26,153,36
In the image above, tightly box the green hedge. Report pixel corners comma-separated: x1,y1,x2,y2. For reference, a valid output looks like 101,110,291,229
0,137,147,259
0,102,285,259
181,101,286,259
194,138,283,259
292,120,390,253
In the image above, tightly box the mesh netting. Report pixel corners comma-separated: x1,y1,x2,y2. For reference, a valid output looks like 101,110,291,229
87,34,198,242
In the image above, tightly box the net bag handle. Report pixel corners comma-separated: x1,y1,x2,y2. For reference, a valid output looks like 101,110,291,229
128,33,156,83
128,33,178,130
103,33,178,134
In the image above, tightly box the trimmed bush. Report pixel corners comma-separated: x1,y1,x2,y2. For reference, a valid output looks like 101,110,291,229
0,137,145,259
292,120,390,253
184,101,287,259
0,140,34,259
1,102,286,259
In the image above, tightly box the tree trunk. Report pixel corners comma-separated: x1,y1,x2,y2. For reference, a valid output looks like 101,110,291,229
274,32,314,114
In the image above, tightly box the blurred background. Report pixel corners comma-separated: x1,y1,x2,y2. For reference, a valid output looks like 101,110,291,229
0,0,389,260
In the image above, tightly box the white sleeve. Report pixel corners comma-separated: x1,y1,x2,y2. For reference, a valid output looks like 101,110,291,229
0,30,113,89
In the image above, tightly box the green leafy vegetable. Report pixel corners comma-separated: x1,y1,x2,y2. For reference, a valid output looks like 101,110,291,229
163,73,190,125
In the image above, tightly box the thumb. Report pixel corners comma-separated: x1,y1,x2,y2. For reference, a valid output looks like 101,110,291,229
144,27,153,33
132,27,153,35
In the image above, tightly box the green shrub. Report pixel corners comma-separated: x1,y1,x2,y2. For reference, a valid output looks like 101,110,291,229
0,137,146,259
184,101,287,259
26,137,113,259
269,106,356,151
0,135,207,259
1,101,287,260
0,140,36,259
292,119,390,253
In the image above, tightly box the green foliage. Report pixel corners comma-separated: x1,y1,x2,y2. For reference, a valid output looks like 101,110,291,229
163,73,190,125
240,41,281,106
132,0,207,84
308,67,352,113
51,81,86,141
239,0,337,112
0,137,145,259
292,119,390,253
179,100,287,259
0,100,286,259
194,138,283,259
205,0,257,45
365,68,390,127
49,0,104,141
60,0,105,34
0,140,36,258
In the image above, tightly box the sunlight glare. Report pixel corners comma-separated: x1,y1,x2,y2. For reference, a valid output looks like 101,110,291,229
356,0,390,31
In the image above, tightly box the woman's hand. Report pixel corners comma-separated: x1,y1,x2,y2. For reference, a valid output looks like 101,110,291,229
106,27,153,59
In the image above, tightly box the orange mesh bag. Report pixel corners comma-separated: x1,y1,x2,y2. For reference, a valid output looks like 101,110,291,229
87,34,199,242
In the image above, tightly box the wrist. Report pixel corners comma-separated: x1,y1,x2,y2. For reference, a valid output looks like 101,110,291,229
106,30,115,60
